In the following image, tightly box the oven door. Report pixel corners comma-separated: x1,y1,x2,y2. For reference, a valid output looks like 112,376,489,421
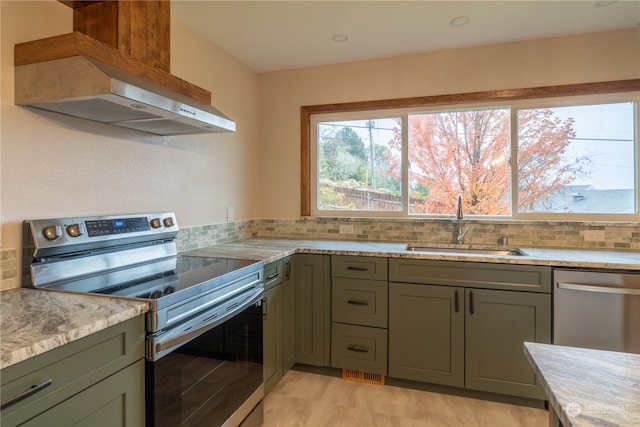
146,289,264,427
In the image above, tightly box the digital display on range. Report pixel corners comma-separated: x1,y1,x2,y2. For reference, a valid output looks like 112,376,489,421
86,217,150,237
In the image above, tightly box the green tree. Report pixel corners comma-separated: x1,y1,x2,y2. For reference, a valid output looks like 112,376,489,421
319,126,367,182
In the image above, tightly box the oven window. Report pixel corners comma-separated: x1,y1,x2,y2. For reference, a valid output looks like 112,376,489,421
146,303,263,427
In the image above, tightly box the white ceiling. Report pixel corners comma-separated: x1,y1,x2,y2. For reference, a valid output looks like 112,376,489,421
172,1,640,73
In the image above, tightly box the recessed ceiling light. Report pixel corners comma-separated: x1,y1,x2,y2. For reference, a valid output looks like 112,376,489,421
450,16,471,27
332,33,349,43
593,0,617,7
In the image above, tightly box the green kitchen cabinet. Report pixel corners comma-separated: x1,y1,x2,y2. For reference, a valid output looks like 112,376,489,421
294,254,331,367
388,258,551,400
465,288,550,399
330,255,389,375
263,259,284,395
0,316,145,427
15,360,144,427
281,257,295,373
264,257,295,395
263,280,283,395
388,283,464,387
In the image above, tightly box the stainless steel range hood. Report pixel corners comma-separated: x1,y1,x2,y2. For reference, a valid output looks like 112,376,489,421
15,55,236,136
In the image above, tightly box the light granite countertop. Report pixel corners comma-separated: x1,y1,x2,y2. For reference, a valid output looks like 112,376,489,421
2,238,637,370
184,238,640,270
0,288,148,369
524,342,640,427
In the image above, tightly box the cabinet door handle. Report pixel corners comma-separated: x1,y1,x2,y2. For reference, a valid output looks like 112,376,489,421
454,290,459,313
346,266,369,271
1,379,53,410
347,345,369,353
266,272,279,281
469,291,474,315
347,299,369,306
284,262,291,280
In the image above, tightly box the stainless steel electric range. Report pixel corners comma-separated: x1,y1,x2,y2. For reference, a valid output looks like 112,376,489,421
22,213,265,427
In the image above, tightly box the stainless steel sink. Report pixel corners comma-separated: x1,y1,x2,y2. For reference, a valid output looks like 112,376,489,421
405,244,525,256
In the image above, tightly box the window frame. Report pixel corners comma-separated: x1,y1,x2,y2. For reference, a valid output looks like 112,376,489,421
301,79,640,219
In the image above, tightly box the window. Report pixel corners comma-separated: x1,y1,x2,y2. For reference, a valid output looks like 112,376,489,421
517,102,636,215
317,118,401,212
308,87,639,220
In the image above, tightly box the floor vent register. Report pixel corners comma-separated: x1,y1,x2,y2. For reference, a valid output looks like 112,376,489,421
342,369,385,386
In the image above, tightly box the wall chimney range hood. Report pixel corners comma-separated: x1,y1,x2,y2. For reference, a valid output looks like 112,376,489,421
14,1,235,136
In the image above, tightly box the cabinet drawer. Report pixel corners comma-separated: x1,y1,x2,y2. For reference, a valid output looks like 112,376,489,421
331,256,388,281
0,316,144,421
332,278,388,328
14,359,145,427
264,259,284,290
389,259,551,293
331,323,387,375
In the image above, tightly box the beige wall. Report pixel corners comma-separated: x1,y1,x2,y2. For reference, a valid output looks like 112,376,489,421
1,1,639,264
0,1,261,251
259,27,640,218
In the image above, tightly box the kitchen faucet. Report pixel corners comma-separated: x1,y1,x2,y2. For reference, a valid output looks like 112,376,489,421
456,194,469,244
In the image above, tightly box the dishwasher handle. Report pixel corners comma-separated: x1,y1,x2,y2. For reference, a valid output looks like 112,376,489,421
557,282,640,296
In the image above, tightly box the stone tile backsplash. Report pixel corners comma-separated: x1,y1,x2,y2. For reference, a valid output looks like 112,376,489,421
4,218,637,290
179,217,639,251
1,249,17,291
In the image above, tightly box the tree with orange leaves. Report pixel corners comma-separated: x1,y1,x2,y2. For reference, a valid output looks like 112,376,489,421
387,107,579,215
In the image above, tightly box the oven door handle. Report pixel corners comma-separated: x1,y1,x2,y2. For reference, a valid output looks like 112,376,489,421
149,287,263,361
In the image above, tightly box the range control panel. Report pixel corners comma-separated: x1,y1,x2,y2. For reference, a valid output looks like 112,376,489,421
25,213,179,258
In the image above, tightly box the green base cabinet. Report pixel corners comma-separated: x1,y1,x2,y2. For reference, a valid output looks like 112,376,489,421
389,283,464,387
18,360,144,427
0,316,145,427
263,282,283,395
465,288,550,399
388,259,552,400
294,254,331,367
263,256,296,395
330,256,389,375
282,257,295,373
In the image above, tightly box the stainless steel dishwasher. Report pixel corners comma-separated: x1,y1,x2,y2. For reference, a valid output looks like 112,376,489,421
554,269,640,354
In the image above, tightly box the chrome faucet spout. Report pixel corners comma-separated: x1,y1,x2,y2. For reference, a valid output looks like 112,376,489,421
455,194,468,244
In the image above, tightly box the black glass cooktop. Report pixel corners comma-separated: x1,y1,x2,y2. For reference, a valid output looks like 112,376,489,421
59,255,258,300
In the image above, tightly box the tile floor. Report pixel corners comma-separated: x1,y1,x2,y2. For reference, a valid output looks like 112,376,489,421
263,370,548,427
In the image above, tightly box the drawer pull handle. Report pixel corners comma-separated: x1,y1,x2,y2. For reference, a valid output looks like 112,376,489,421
1,379,53,410
266,273,279,281
347,299,369,306
347,345,369,353
346,266,369,271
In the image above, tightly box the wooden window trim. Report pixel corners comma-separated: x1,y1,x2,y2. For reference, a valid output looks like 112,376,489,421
300,79,640,216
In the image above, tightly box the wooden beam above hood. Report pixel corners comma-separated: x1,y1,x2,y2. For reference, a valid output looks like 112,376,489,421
14,0,211,105
63,0,171,73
